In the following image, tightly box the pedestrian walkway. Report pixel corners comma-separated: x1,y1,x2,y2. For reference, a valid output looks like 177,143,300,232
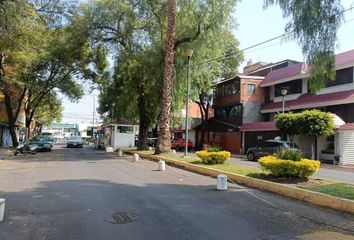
229,157,354,185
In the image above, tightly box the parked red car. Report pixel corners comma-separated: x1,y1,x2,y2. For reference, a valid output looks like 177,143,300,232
171,138,193,150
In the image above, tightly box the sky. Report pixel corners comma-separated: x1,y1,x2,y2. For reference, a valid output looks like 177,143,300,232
60,0,354,124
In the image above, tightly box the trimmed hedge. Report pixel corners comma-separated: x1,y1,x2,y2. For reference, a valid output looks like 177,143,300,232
258,156,320,178
196,150,231,165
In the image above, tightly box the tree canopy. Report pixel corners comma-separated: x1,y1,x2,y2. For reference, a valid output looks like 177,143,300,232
264,0,344,93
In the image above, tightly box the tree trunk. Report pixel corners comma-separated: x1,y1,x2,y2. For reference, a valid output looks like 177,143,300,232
137,117,150,150
311,137,318,160
154,0,176,154
3,92,18,147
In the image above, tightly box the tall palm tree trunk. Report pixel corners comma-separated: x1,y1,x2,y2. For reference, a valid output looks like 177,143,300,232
155,0,176,154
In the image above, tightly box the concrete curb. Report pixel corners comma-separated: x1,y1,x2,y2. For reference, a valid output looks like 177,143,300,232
123,150,354,215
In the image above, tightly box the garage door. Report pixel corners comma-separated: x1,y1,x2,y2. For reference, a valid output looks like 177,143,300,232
342,131,354,165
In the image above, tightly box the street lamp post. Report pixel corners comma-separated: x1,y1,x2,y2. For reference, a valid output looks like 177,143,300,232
184,48,193,157
281,88,288,114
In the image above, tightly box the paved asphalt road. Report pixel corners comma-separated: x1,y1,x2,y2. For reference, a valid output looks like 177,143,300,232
0,146,354,240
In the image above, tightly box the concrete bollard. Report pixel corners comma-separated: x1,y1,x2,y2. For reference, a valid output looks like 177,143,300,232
0,198,5,222
118,149,123,157
216,174,228,191
172,149,176,154
133,153,139,162
148,147,153,151
158,160,166,171
105,146,114,153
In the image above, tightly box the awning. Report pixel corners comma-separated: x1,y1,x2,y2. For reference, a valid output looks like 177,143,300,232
239,121,278,132
338,123,354,131
261,90,354,113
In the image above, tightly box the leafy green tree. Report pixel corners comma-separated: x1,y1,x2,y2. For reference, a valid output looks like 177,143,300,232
187,31,243,148
0,0,48,146
82,0,241,152
298,110,335,159
264,0,344,93
0,0,107,146
22,25,108,138
275,113,301,143
34,93,63,126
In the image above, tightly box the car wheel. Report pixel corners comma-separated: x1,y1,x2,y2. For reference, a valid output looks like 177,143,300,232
247,152,255,161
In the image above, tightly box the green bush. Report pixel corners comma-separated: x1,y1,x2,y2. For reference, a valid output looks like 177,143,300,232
258,156,320,178
207,144,222,152
196,150,231,164
275,148,302,161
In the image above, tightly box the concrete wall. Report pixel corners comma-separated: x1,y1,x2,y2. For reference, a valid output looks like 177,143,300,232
113,132,135,149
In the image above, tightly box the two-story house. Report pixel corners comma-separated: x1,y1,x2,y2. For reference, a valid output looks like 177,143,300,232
241,49,354,164
194,60,298,153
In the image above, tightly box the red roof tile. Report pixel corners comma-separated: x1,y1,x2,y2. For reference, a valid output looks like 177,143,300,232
261,49,354,86
261,63,304,86
338,123,354,131
261,90,354,112
240,121,278,132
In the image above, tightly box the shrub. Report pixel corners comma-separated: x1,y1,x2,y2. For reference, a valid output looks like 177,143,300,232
196,150,231,165
275,148,302,161
258,156,320,178
207,144,222,152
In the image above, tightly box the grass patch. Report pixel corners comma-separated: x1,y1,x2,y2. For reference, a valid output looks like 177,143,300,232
204,163,265,177
132,150,264,177
300,183,354,200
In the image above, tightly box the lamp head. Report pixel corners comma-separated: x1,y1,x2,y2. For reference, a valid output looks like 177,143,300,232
186,48,193,58
281,88,288,96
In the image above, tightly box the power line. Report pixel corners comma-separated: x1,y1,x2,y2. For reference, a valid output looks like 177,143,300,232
192,5,354,67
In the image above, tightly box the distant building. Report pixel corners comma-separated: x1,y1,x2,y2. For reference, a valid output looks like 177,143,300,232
42,123,78,137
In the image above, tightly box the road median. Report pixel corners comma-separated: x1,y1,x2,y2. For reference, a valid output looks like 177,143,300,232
123,150,354,215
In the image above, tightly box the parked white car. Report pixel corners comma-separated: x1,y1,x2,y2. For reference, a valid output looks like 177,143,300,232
67,135,83,148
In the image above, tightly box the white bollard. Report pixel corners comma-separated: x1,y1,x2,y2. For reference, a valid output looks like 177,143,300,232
148,147,153,151
216,174,228,191
105,146,114,153
118,149,123,157
133,153,139,162
158,160,166,171
172,149,176,154
0,198,5,222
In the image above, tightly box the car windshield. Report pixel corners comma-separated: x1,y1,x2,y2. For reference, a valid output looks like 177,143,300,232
69,136,81,141
33,136,50,141
41,132,52,136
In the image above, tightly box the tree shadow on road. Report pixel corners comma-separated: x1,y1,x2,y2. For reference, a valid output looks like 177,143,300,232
0,178,354,240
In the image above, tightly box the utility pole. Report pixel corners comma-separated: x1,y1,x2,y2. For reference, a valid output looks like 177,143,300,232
92,97,95,138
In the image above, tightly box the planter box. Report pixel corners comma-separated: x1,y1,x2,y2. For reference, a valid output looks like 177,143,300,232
320,153,335,163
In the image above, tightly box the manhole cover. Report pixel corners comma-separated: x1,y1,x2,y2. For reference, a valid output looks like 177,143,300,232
104,212,138,224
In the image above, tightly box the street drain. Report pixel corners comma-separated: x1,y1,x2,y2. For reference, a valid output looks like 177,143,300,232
104,212,138,224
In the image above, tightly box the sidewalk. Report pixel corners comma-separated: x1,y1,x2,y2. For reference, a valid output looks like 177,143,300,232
228,156,354,185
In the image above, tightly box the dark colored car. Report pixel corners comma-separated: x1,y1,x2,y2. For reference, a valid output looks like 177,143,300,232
67,135,83,148
171,138,193,151
246,140,300,161
30,135,53,152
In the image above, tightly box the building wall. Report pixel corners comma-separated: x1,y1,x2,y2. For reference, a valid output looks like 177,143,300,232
241,79,264,124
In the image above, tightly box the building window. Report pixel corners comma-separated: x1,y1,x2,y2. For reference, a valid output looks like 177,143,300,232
247,84,256,94
215,104,242,119
275,79,302,97
326,67,353,87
